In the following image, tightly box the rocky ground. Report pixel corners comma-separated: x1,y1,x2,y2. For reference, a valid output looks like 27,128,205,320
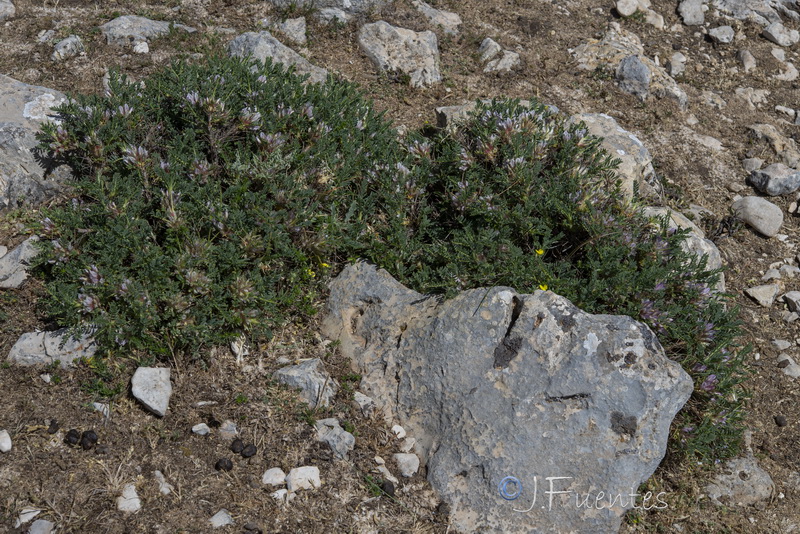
1,0,800,532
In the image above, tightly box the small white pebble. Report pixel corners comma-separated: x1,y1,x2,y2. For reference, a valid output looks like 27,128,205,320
209,509,234,528
391,425,406,439
192,423,210,435
262,467,286,486
0,429,11,453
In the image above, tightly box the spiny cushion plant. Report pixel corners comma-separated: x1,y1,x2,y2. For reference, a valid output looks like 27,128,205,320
34,55,746,462
34,55,405,358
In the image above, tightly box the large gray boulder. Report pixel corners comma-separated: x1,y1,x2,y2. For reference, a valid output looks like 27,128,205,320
323,263,693,533
0,75,71,212
227,31,329,84
358,21,441,88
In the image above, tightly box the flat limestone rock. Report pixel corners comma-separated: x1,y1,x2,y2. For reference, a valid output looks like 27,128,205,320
0,75,71,212
323,262,693,533
227,31,328,84
99,15,195,46
7,327,97,368
131,367,172,417
358,21,442,88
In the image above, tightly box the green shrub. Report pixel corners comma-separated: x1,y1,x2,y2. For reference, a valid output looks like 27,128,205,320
34,55,403,359
34,57,746,462
385,99,747,463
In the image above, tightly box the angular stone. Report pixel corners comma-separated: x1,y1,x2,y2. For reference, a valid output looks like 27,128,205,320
778,354,800,377
131,367,172,417
0,0,14,22
737,49,757,72
262,467,287,486
0,236,39,289
412,0,462,35
353,391,376,417
705,456,774,506
358,21,441,88
314,418,356,459
323,263,694,534
667,52,686,77
52,35,84,62
99,15,195,46
709,26,735,44
616,0,641,17
571,23,687,110
744,284,781,307
617,55,651,100
273,358,338,408
478,38,502,62
784,291,800,312
732,196,784,237
7,328,97,368
570,113,659,200
286,466,321,492
192,423,210,435
484,50,520,73
209,509,234,528
748,123,800,168
316,8,350,24
273,17,306,46
679,0,705,25
27,520,55,534
116,484,141,513
748,163,800,196
763,21,800,47
714,0,793,26
0,429,10,452
393,452,420,477
227,31,328,84
0,76,71,212
643,207,725,291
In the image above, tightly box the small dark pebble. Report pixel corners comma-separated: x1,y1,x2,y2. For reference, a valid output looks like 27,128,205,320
80,436,95,450
215,458,233,471
778,359,790,368
775,415,788,427
65,429,80,446
47,420,59,434
672,43,682,51
230,438,244,454
95,444,110,455
243,522,262,533
241,444,257,458
380,479,395,497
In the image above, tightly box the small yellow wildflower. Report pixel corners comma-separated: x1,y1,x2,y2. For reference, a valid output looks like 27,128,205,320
320,262,330,269
538,284,548,291
306,268,316,278
535,249,544,255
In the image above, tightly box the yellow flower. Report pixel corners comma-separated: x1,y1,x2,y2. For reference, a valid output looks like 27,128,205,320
306,268,315,278
535,249,544,255
320,262,330,269
538,284,548,291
